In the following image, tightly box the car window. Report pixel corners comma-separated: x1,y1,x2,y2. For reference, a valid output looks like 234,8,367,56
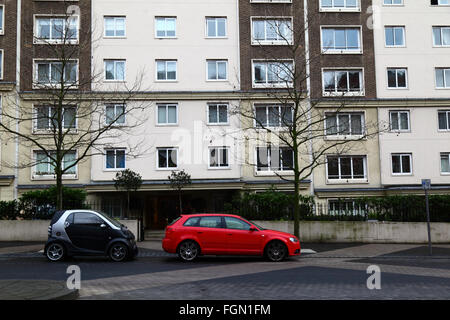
74,212,103,225
65,213,74,224
224,217,251,230
198,216,223,228
183,217,200,227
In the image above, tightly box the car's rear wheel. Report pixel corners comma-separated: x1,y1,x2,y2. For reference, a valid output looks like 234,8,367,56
177,240,200,262
109,242,129,262
265,241,287,262
46,242,66,262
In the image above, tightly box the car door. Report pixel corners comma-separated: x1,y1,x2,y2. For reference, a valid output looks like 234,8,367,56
224,217,263,255
65,212,110,252
195,216,228,254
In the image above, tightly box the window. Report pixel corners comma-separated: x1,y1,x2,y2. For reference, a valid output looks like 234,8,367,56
433,27,450,46
256,146,294,172
387,68,407,89
35,60,78,85
321,27,362,53
383,0,403,4
325,112,364,136
105,104,125,125
206,17,227,37
250,0,292,2
209,147,229,168
106,149,125,169
435,68,450,88
389,110,410,131
0,5,4,34
322,69,363,95
104,60,125,81
391,153,412,174
156,60,177,81
73,212,103,225
104,16,126,37
207,60,227,80
255,104,293,127
208,103,228,124
431,0,450,5
320,0,360,11
224,217,251,230
157,148,178,169
34,150,77,176
438,110,450,130
327,155,367,180
385,26,405,47
34,105,76,131
252,60,293,87
328,199,367,215
157,104,177,125
441,153,450,174
0,50,3,80
184,217,201,227
155,17,176,38
251,18,292,45
35,16,78,42
198,216,223,228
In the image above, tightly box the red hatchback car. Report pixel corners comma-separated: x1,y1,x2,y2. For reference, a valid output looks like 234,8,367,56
162,214,301,262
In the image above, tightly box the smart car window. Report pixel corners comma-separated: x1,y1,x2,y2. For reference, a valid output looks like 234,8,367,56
74,212,103,225
183,217,200,226
198,216,222,228
224,217,251,230
65,213,74,224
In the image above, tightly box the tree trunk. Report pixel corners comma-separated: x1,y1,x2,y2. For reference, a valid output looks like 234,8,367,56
293,178,300,237
56,170,63,211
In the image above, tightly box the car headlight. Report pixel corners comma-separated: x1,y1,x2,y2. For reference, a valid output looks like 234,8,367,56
289,237,298,243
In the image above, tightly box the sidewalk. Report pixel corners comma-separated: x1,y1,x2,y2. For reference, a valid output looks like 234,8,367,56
0,280,78,300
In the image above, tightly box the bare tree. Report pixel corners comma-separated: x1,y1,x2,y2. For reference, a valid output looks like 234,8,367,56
0,2,150,210
233,9,384,237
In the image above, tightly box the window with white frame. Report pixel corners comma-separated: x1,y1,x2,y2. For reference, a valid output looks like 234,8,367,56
384,0,403,4
256,146,294,172
157,104,177,125
253,60,293,87
391,153,412,174
104,60,125,81
105,149,125,169
438,110,450,130
35,60,78,85
389,110,410,131
156,60,177,81
104,16,126,37
433,26,450,46
105,104,125,125
441,153,450,173
435,68,450,88
325,112,364,136
155,17,176,38
255,104,293,128
385,26,405,47
322,69,363,95
0,50,3,80
207,60,227,80
328,199,367,215
209,147,229,168
157,148,177,169
206,17,227,37
321,27,361,53
431,0,450,6
320,0,360,11
208,103,228,124
34,105,76,131
387,68,407,88
251,18,292,45
34,150,77,176
0,5,4,34
327,155,367,180
35,16,78,42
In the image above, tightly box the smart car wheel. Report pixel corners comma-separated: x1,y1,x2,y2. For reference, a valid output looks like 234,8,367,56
109,243,128,262
265,241,287,262
46,242,65,262
177,240,199,262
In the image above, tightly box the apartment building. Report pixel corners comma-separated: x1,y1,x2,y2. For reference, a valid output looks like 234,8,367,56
373,0,450,195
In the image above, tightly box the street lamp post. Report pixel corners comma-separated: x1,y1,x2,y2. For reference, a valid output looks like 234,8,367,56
422,179,432,256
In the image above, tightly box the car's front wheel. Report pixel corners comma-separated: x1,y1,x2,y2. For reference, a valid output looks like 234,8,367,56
46,242,66,262
265,241,287,262
109,242,129,262
177,240,200,262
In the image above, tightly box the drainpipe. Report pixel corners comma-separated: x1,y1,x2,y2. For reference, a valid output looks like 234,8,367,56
14,0,22,200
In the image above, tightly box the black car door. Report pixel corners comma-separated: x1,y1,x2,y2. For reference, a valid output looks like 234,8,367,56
65,212,110,252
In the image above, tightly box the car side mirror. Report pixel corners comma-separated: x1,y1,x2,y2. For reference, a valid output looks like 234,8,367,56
100,223,107,228
249,227,258,232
